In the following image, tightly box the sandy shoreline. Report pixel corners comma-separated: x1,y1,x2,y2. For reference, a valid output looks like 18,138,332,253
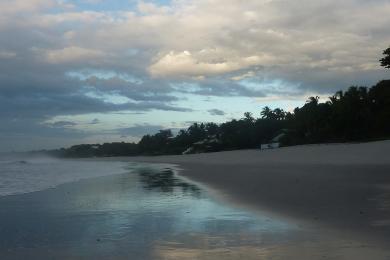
3,157,390,260
108,141,390,244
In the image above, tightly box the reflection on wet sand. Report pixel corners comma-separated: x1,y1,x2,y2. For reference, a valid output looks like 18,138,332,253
154,234,390,260
1,162,390,259
138,168,200,196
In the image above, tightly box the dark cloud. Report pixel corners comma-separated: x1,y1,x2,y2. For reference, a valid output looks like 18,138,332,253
90,118,100,124
172,78,268,97
49,121,77,128
0,93,190,120
0,118,88,152
112,124,164,137
208,109,225,116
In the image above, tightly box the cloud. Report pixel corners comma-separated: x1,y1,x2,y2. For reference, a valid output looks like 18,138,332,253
76,73,179,102
0,51,16,59
0,117,88,152
113,124,164,137
49,121,77,128
0,0,54,15
137,2,172,15
82,0,103,3
149,50,273,78
3,0,389,90
231,71,255,81
208,109,225,116
171,79,268,97
0,92,191,121
90,118,100,124
44,46,106,64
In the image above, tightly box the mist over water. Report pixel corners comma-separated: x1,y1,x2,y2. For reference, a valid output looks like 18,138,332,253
0,155,129,196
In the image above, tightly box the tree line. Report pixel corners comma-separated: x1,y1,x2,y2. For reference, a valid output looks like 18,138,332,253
48,47,390,157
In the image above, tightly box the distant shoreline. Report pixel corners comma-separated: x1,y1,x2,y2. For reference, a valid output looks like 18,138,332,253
105,140,390,244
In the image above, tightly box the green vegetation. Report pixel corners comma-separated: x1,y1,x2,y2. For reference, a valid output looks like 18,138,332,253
48,48,390,158
380,46,390,69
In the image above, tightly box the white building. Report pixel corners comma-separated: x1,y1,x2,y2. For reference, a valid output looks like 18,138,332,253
260,142,280,150
260,132,285,150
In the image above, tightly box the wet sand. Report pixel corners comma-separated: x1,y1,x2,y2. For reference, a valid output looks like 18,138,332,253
2,164,301,259
5,161,381,260
112,141,390,245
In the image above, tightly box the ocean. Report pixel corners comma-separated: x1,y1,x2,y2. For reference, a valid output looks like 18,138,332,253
0,156,130,197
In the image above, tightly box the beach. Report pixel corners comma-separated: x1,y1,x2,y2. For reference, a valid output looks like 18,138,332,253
112,141,390,245
1,141,390,259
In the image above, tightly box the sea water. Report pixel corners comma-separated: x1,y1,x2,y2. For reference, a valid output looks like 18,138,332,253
0,156,303,259
0,156,129,196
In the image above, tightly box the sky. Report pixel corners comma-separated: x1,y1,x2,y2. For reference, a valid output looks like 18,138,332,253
0,0,389,152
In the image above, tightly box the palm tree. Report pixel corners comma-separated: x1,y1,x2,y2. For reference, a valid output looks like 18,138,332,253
273,108,286,120
306,96,319,105
243,112,255,122
380,46,390,69
261,106,273,119
328,91,343,105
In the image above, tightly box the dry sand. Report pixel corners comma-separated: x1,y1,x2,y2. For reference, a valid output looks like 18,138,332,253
112,141,390,245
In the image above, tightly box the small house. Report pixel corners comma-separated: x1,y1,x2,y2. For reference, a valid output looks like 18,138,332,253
182,136,222,154
260,131,286,150
260,142,280,150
